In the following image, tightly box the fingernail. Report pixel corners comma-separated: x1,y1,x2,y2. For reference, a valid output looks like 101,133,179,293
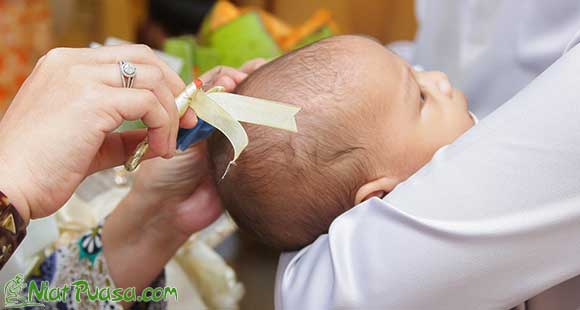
194,79,203,89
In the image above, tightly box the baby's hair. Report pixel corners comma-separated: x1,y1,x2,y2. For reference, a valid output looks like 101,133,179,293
209,36,380,250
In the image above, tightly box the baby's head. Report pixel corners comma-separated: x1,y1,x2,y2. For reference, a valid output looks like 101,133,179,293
209,35,474,250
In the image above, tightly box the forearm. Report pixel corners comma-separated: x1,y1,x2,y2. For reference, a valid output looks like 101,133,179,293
102,190,189,292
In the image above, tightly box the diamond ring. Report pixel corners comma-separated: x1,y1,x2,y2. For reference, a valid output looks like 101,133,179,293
119,60,136,88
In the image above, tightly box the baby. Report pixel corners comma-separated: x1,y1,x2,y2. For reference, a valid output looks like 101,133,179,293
208,35,475,250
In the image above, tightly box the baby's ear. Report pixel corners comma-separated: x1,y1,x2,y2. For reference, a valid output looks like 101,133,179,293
354,177,401,205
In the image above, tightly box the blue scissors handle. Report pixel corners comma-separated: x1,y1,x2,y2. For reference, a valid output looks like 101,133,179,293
176,118,216,150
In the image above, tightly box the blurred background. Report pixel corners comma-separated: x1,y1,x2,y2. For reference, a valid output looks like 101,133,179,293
0,0,417,308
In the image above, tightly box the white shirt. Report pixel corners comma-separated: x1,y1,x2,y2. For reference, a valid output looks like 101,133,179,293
411,0,580,118
275,22,580,310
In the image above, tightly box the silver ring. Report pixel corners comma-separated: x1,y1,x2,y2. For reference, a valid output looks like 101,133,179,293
119,60,136,88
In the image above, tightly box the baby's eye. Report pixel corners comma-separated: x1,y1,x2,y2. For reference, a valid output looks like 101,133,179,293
420,91,426,104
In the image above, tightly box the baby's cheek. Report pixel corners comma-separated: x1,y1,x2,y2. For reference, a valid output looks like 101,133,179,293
395,141,439,178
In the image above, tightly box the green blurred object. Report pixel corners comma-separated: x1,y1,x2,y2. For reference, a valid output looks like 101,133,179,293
163,36,196,84
196,46,221,75
116,120,146,131
294,26,335,50
208,12,281,68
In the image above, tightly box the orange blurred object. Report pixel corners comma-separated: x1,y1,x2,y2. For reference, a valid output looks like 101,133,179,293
202,1,339,51
0,0,53,114
280,9,338,51
203,1,241,33
240,6,293,44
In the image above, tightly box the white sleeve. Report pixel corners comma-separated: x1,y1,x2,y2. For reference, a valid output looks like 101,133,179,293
275,38,580,310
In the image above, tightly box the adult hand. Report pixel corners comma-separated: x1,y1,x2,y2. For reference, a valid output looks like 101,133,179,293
102,59,267,293
129,59,267,234
0,45,198,222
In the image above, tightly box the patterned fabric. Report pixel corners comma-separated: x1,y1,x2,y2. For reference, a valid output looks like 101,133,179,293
25,224,167,310
0,191,27,269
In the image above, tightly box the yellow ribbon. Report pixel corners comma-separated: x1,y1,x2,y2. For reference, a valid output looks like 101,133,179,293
190,88,249,165
125,82,301,173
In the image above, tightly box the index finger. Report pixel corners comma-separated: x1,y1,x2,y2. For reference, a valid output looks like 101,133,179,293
78,44,186,96
200,66,248,92
240,58,268,74
85,45,196,127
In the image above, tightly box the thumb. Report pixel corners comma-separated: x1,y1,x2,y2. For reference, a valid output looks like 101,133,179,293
89,130,158,174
